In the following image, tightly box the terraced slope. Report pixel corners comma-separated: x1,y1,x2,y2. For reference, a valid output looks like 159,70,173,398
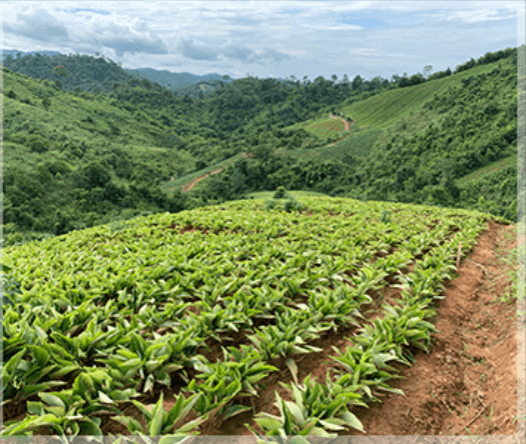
2,195,516,438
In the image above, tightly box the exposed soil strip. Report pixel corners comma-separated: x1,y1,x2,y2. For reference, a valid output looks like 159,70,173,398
198,221,518,438
327,113,356,146
341,221,518,436
180,153,253,193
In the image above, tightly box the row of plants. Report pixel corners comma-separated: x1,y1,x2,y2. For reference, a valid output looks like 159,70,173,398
2,197,493,437
249,218,487,441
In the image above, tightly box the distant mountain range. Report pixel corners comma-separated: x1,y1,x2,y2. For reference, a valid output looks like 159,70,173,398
2,49,236,92
126,67,235,91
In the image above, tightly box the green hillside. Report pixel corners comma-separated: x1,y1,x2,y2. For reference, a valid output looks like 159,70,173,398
457,154,517,185
273,50,517,219
1,67,206,244
2,195,502,437
1,46,519,247
2,52,133,94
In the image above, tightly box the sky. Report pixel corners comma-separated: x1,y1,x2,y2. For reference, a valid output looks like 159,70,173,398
1,1,524,81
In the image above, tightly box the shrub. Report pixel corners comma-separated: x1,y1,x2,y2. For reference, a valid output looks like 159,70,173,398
265,199,278,210
27,134,50,153
273,186,287,199
283,197,304,212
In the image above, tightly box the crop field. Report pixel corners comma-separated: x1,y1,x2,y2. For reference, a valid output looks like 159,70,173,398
304,119,346,139
2,196,497,439
339,60,506,130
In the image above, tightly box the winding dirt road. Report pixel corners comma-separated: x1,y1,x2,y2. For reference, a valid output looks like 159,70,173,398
178,113,354,193
180,152,254,193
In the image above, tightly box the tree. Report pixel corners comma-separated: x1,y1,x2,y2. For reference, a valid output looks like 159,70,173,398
352,75,363,90
53,64,69,79
331,74,338,84
423,65,433,78
42,97,51,110
342,74,350,84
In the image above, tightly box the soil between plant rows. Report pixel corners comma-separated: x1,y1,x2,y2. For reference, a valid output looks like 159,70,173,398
7,221,521,440
204,221,520,438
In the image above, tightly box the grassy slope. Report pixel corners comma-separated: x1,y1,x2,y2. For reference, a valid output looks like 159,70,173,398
159,154,243,195
288,59,507,139
282,58,515,181
2,70,196,177
340,61,503,129
457,154,517,185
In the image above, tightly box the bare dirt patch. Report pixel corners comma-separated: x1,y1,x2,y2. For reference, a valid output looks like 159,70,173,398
342,221,519,436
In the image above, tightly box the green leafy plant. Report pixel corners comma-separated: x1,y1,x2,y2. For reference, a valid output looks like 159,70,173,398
247,375,366,438
1,264,21,308
102,332,184,393
273,186,287,199
1,370,128,436
112,392,206,437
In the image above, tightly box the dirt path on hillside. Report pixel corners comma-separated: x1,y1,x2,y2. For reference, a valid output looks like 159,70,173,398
181,168,224,193
180,153,253,193
329,113,352,131
328,113,356,146
202,221,521,438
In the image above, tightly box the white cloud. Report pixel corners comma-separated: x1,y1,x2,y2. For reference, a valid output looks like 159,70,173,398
1,1,521,80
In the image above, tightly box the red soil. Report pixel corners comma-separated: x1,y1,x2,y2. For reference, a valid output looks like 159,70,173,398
180,153,253,193
327,113,356,146
204,221,520,438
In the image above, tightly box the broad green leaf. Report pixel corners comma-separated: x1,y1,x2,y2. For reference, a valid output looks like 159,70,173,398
285,358,298,386
74,373,94,395
45,406,66,417
149,393,165,436
78,418,103,436
27,401,45,416
4,349,26,376
39,392,66,408
98,391,114,404
222,404,252,420
28,345,50,366
318,418,347,431
340,410,365,433
1,413,63,435
254,415,283,432
49,365,80,378
284,401,305,424
112,415,145,434
173,415,208,434
131,400,154,422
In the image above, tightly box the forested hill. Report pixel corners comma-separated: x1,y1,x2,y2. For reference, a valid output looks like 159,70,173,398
1,46,519,246
2,52,132,94
2,52,234,96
